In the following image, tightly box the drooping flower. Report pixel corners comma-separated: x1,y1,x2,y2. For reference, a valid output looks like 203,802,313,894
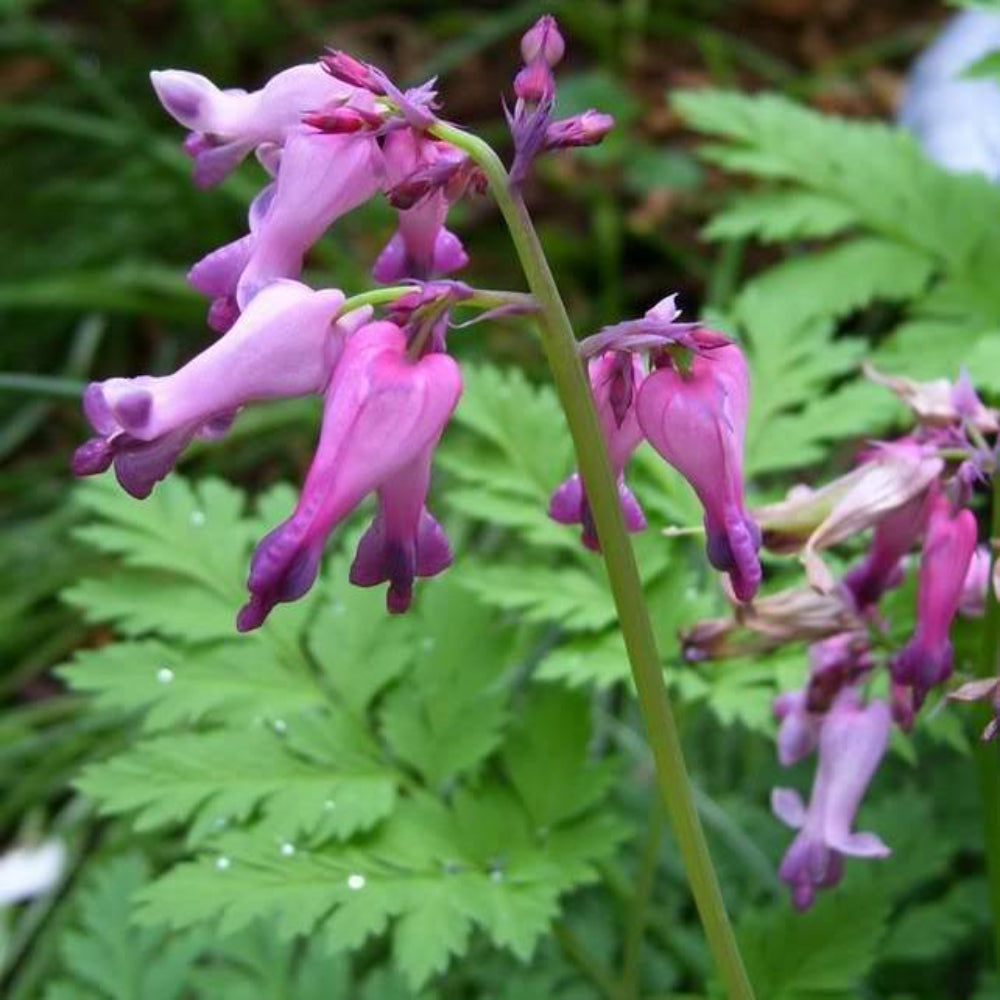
892,494,978,703
151,63,364,187
549,351,646,550
236,127,385,306
842,484,935,611
754,439,944,592
238,320,461,630
73,281,354,498
636,336,762,602
773,634,872,766
772,694,891,911
373,129,468,283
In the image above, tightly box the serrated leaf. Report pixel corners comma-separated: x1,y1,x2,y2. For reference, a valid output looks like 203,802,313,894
704,189,858,243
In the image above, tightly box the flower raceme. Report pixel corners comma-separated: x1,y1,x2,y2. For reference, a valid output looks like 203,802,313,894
238,321,461,630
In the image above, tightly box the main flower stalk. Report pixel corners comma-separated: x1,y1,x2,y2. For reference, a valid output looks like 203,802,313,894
434,120,756,1000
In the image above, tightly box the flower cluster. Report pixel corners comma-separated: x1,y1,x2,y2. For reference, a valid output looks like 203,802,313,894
550,296,763,602
69,18,654,630
685,366,999,909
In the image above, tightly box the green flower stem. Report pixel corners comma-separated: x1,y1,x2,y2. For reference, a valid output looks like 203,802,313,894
338,285,536,317
434,121,755,1000
976,471,1000,969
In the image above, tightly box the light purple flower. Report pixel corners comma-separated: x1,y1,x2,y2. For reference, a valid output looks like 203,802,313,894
545,111,615,150
72,281,353,498
773,694,891,911
372,129,468,283
773,634,872,766
636,336,762,601
892,495,978,703
549,351,646,551
236,127,385,306
238,320,462,630
843,485,934,610
151,63,363,187
960,544,992,618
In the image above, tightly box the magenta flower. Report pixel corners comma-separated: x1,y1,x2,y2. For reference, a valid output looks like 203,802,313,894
892,495,978,703
238,320,461,630
72,281,352,499
151,63,363,187
772,694,891,910
549,351,646,550
372,129,468,283
843,485,935,610
236,127,384,306
636,338,762,602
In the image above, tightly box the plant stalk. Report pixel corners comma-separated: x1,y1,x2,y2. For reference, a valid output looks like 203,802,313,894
976,472,1000,969
435,121,755,1000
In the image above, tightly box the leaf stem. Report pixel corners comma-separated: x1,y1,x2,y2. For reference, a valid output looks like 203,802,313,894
553,921,627,1000
976,472,1000,970
435,120,755,1000
622,801,663,998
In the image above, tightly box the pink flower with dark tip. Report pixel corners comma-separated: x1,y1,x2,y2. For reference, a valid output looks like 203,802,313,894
238,320,461,630
636,336,762,601
549,351,646,551
892,495,978,704
151,63,364,187
843,484,935,610
773,693,891,910
373,129,468,284
72,281,354,498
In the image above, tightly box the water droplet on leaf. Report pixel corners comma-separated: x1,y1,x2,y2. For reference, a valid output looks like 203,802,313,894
347,873,366,891
156,667,174,684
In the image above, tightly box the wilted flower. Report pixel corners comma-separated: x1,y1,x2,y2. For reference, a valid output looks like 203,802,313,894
238,320,461,630
637,337,762,601
949,676,1000,741
151,63,362,187
755,439,944,593
892,495,978,703
864,364,998,433
549,351,646,550
773,694,891,910
73,282,357,498
682,585,863,662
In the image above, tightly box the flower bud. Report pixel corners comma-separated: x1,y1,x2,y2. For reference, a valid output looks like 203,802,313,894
545,110,615,149
520,15,565,67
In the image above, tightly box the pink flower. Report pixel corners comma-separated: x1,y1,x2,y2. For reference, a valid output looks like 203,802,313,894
151,63,364,187
892,495,978,703
959,544,992,618
236,128,385,306
238,320,461,630
773,694,891,910
549,351,646,550
72,281,353,498
843,485,935,610
372,130,468,283
636,338,762,601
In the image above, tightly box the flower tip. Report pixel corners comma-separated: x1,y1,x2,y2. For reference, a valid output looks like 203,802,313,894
520,15,565,67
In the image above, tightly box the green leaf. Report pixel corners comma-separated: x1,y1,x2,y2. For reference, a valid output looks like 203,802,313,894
503,685,616,827
379,581,512,786
43,856,201,1000
737,884,889,999
704,189,859,243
